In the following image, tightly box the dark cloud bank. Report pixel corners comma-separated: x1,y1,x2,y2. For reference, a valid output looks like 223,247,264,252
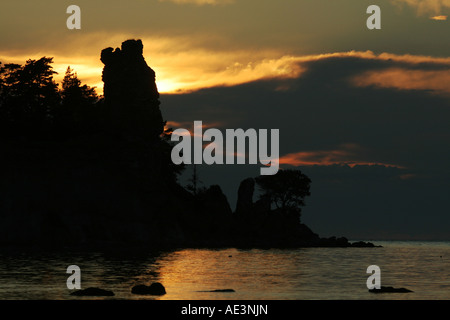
161,55,450,240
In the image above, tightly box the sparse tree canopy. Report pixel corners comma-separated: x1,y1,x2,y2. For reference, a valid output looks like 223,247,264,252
61,66,98,106
0,57,59,136
255,169,311,216
0,59,102,138
56,66,99,133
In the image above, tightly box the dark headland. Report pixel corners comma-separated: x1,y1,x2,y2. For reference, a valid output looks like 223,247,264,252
0,39,376,250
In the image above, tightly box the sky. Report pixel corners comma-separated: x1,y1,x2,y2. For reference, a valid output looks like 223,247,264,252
1,0,449,240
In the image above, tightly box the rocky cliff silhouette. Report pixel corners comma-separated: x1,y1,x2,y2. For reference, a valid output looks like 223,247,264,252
101,39,164,139
0,40,374,249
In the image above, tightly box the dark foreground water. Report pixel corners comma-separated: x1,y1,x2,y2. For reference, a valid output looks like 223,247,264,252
0,241,449,300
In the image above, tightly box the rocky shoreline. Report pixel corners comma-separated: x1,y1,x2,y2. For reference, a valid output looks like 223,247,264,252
0,40,380,250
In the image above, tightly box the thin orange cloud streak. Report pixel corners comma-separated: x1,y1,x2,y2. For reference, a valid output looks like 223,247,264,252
280,148,403,169
430,15,448,20
165,121,225,130
391,0,450,15
165,121,190,128
352,68,450,96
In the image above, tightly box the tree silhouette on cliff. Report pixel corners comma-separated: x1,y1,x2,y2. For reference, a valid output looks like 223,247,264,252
255,169,311,221
0,57,60,138
56,67,100,136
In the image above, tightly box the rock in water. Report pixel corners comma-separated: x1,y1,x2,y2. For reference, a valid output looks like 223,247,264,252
131,283,166,295
351,241,377,247
70,287,115,296
369,286,413,293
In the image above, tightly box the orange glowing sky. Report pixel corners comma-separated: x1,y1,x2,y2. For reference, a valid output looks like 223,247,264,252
1,0,449,95
1,0,449,169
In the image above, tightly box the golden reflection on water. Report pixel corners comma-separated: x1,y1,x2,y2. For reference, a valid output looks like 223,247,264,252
153,244,450,300
156,248,328,300
0,242,449,300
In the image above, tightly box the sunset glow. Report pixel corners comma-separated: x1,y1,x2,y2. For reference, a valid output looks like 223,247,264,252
352,68,450,96
391,0,450,15
430,15,448,20
279,150,403,168
3,46,449,96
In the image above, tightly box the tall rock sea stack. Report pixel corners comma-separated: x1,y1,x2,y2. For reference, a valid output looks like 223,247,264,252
100,39,164,139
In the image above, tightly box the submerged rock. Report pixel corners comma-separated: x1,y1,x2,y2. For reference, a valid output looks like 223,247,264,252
131,283,166,295
70,287,115,296
351,241,380,247
369,286,413,293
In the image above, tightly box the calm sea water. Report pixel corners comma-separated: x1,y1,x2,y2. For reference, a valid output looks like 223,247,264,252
0,241,449,300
